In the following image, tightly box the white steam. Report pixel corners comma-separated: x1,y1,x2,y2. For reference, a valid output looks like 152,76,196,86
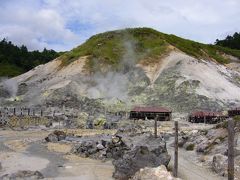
87,72,129,100
3,79,18,98
86,40,137,101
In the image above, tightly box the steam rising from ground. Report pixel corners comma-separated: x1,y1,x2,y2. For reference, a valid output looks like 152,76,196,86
2,78,18,98
87,72,129,100
87,40,137,101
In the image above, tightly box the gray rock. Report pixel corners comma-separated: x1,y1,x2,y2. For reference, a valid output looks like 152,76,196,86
196,140,210,153
1,170,44,179
212,154,228,176
45,133,58,142
178,136,188,147
97,143,105,150
112,134,170,180
45,130,66,142
0,162,2,171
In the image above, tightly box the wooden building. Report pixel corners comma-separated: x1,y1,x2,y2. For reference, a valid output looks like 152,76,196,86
129,106,172,121
228,107,240,117
188,111,225,124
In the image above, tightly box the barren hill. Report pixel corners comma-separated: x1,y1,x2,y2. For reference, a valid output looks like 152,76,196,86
1,28,240,113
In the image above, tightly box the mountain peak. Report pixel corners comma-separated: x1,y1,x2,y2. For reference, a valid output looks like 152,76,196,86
59,27,240,72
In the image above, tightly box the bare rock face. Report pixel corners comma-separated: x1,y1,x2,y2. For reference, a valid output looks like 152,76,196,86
132,165,181,180
212,154,228,176
1,170,44,179
113,134,170,180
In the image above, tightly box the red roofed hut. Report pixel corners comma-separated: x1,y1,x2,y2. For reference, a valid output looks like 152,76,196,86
228,107,240,117
130,106,172,121
188,110,225,124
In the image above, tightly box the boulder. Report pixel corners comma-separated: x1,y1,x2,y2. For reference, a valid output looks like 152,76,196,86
45,130,66,142
45,133,58,142
1,170,44,179
132,165,181,180
72,140,98,158
212,154,228,176
96,143,105,150
112,134,170,180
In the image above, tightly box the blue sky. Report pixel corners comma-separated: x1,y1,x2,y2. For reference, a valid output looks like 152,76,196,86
0,0,239,51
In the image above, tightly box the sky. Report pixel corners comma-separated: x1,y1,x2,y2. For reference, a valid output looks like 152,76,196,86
0,0,239,51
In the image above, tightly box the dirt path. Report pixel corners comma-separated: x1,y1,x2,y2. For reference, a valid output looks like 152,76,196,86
167,141,226,180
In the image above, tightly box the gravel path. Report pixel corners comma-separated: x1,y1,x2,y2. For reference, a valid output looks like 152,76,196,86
167,141,226,180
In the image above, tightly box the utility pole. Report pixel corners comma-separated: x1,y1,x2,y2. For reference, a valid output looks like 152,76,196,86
228,118,234,180
154,115,158,138
173,121,178,177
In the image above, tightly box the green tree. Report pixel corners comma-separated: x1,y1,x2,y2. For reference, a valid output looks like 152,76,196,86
0,38,60,77
215,32,240,50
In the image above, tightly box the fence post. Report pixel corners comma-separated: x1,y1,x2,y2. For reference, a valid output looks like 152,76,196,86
154,115,158,138
228,118,234,180
173,121,178,177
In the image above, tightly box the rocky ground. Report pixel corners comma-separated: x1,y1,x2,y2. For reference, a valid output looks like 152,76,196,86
1,115,237,180
0,129,115,180
174,118,240,179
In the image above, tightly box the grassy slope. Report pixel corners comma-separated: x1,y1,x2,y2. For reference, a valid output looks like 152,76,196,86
59,28,240,70
0,63,24,77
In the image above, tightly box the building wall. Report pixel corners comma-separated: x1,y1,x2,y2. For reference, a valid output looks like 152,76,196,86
130,111,171,121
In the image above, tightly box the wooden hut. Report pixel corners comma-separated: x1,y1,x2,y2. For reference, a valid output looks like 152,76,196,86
130,106,172,121
228,107,240,117
188,111,225,124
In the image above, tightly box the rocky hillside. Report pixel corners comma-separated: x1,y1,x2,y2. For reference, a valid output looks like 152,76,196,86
0,28,240,113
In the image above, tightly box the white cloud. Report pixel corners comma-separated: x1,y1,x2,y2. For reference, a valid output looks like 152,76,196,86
0,1,80,51
0,0,240,51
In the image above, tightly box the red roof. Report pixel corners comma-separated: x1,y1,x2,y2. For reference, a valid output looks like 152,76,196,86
190,111,223,117
131,106,171,113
